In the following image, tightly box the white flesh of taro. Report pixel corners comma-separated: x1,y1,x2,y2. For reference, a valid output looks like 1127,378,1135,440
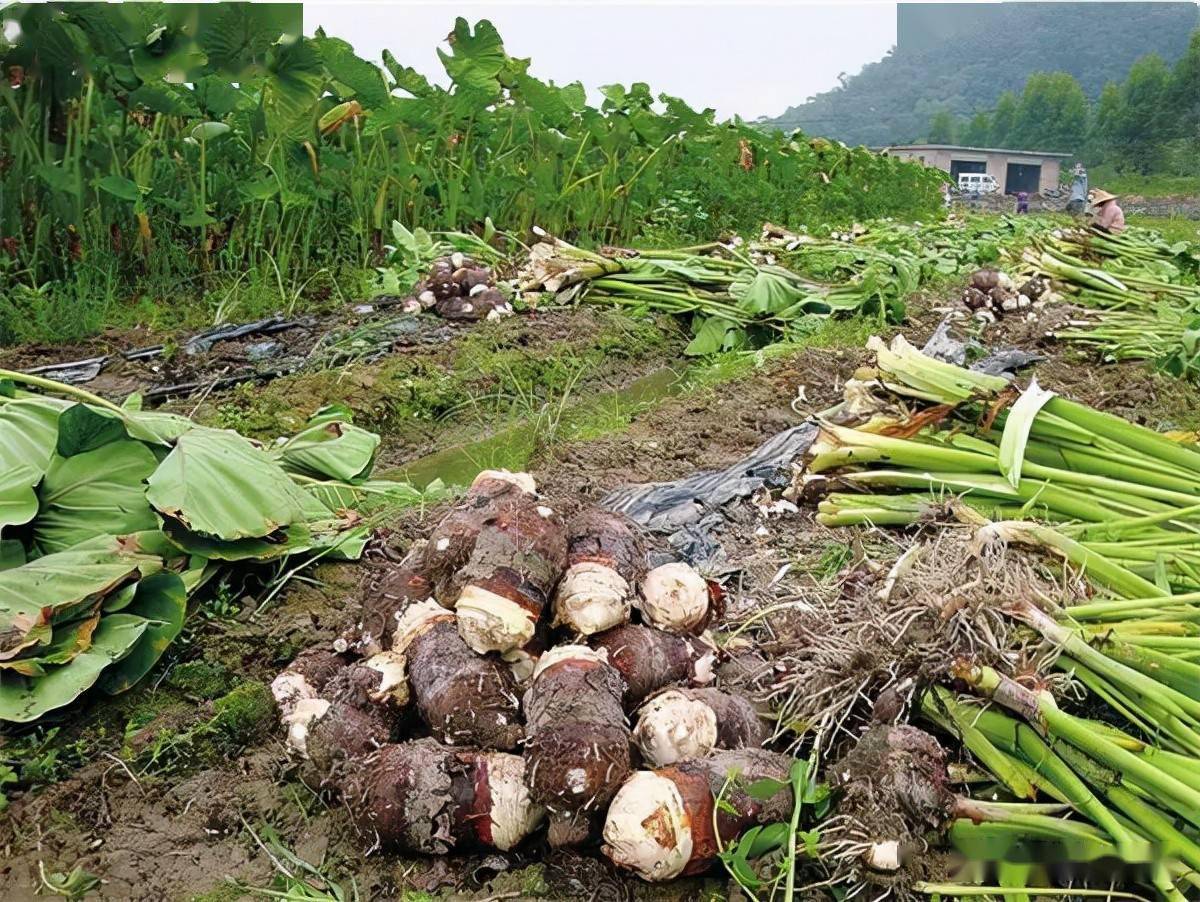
633,690,719,767
283,697,332,758
456,585,536,654
603,771,692,881
641,562,709,632
555,562,631,635
363,650,410,706
391,599,453,653
865,839,902,871
484,752,547,850
270,671,317,721
502,647,538,686
533,643,608,678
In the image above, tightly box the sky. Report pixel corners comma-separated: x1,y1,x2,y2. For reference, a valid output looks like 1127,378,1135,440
305,1,899,121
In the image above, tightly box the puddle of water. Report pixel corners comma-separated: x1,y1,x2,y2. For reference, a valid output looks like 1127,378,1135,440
391,366,685,489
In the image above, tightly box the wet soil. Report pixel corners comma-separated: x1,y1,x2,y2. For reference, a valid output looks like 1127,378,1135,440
3,287,1197,901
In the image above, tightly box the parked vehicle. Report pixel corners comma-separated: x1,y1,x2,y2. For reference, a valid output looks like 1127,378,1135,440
957,172,999,194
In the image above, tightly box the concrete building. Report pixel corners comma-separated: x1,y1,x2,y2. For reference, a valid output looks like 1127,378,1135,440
881,144,1073,195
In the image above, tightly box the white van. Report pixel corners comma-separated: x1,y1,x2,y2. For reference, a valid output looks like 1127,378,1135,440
958,173,999,194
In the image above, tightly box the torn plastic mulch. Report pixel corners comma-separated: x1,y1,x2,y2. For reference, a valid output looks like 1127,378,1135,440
601,318,1040,568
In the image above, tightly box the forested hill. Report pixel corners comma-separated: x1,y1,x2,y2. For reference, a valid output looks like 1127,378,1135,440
762,1,1199,147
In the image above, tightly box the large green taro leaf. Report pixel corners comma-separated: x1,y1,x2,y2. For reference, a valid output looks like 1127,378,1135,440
0,537,162,661
0,398,62,476
273,420,380,483
0,613,149,723
34,441,160,555
146,427,310,540
97,571,187,694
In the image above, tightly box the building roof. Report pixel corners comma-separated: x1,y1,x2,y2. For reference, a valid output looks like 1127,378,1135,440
882,143,1074,158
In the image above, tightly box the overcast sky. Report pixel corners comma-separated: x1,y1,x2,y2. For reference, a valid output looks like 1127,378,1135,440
305,1,898,121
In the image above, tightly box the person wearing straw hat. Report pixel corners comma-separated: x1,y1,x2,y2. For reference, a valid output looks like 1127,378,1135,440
1090,189,1126,234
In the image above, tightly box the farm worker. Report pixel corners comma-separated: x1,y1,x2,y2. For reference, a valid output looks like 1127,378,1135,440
1015,191,1029,214
1090,189,1126,234
1067,163,1088,214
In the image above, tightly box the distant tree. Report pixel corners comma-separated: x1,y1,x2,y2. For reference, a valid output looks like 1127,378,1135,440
961,111,992,146
1011,72,1088,152
1169,29,1200,139
989,91,1018,147
1088,81,1124,162
760,3,1198,149
1113,54,1172,172
927,109,957,143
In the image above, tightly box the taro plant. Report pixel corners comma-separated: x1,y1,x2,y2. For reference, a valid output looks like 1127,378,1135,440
0,4,945,343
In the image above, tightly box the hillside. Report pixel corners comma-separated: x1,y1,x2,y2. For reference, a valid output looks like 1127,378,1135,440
763,1,1199,147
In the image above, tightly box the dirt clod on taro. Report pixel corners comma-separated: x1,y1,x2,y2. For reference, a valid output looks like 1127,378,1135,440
828,724,956,886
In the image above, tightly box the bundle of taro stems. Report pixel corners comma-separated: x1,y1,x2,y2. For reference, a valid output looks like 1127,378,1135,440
806,334,1200,900
517,227,918,348
1021,227,1200,376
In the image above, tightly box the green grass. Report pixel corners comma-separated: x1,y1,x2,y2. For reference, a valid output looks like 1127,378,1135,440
1127,215,1200,246
1087,165,1200,198
197,311,681,441
0,260,370,347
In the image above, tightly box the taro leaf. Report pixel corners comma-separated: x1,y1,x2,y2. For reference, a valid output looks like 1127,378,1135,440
160,518,314,563
0,613,150,723
305,478,440,514
55,403,193,454
146,427,310,540
33,441,160,555
747,777,788,801
194,75,250,118
97,571,186,694
191,121,231,142
123,410,194,445
264,36,326,138
513,74,585,126
0,608,102,677
0,538,162,661
180,210,218,228
273,420,380,483
36,164,75,194
102,582,139,613
0,398,64,474
999,379,1056,489
732,269,808,315
199,2,292,75
129,25,208,83
56,403,127,457
307,403,355,426
382,49,434,98
128,82,201,117
315,34,388,109
628,108,670,146
0,541,25,572
315,528,369,562
239,177,280,201
437,18,506,97
685,316,738,356
0,465,40,533
96,175,141,202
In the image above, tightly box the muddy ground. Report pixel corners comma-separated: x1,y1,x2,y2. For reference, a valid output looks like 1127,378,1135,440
4,289,1200,902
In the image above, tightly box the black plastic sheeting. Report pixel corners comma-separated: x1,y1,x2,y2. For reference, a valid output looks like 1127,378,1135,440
183,316,305,355
602,321,1038,567
602,423,819,569
921,313,1043,376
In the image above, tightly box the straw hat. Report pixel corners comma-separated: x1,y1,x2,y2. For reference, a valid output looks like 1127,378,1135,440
1090,189,1118,206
